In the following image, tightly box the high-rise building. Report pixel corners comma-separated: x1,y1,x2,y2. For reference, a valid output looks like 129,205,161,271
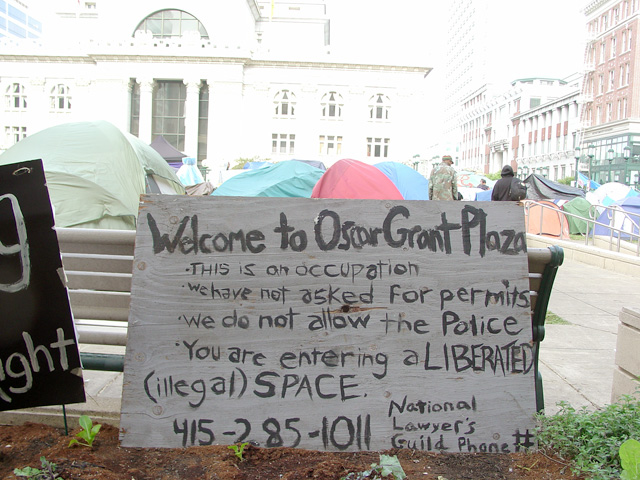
580,0,640,186
0,0,42,39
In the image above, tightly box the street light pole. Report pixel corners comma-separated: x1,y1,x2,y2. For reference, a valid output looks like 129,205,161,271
587,144,595,188
607,148,615,183
574,146,581,186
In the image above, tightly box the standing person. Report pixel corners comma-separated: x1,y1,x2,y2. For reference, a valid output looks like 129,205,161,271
429,155,458,200
491,165,526,201
477,178,490,190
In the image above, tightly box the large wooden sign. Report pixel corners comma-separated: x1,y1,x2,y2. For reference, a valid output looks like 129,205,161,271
0,160,85,411
120,195,536,452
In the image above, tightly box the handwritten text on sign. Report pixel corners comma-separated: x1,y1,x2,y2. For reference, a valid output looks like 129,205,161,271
0,160,85,411
120,196,535,451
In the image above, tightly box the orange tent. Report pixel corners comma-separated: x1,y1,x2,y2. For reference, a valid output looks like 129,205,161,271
525,200,570,239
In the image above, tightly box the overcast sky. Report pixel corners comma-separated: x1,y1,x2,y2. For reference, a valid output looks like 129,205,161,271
326,0,586,83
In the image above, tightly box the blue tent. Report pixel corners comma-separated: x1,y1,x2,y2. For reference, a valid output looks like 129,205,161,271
374,161,429,200
212,160,323,197
243,161,272,170
594,196,640,239
475,189,493,201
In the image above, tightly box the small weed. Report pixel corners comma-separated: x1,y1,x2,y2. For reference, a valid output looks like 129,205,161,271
68,414,101,448
14,456,64,479
341,454,406,480
536,393,640,479
228,442,249,461
620,438,640,480
545,311,571,325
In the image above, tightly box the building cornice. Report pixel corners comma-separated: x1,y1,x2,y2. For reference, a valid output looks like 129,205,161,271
0,52,431,74
584,0,611,15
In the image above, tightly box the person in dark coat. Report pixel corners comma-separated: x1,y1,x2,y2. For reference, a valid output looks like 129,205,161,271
492,165,518,201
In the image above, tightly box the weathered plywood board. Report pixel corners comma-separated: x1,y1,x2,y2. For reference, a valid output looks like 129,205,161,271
120,196,536,452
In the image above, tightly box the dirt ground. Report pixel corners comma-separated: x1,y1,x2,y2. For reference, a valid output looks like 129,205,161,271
0,422,586,480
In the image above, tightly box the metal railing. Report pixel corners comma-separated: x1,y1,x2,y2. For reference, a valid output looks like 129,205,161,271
523,199,640,256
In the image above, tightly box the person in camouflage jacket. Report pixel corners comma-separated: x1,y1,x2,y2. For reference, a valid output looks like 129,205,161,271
428,155,458,200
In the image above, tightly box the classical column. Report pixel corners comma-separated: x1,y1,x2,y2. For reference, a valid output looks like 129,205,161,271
138,78,154,144
183,79,202,158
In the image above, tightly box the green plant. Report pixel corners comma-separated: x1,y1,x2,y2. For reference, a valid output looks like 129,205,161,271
485,171,502,181
557,176,575,185
545,311,571,325
227,442,249,461
68,414,101,448
14,456,64,479
341,454,406,480
536,393,640,479
620,439,640,480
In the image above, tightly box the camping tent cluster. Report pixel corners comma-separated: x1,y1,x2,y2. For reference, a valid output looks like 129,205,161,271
212,158,430,200
517,176,640,240
0,121,185,230
3,121,636,240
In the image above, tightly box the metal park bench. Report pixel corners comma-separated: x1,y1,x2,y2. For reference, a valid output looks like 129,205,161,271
56,227,564,412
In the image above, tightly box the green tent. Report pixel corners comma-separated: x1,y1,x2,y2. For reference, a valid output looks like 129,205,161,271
0,121,184,229
562,196,594,235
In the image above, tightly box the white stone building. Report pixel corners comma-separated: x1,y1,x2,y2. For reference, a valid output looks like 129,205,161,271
1,0,431,178
458,76,582,178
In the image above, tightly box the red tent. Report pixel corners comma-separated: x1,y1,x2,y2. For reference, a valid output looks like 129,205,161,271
311,158,403,199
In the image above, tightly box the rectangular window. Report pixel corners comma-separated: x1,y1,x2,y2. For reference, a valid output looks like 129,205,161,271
8,5,26,23
600,42,606,63
5,126,26,146
366,137,390,158
610,70,615,90
620,65,625,86
28,17,42,34
272,133,295,155
626,63,631,84
599,74,604,94
319,135,342,155
152,80,186,152
611,36,617,57
7,20,25,37
607,103,613,122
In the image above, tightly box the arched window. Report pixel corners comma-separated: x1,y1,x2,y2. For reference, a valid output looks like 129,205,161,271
134,9,209,39
50,84,71,110
369,93,390,121
321,91,343,118
5,83,27,110
274,90,296,117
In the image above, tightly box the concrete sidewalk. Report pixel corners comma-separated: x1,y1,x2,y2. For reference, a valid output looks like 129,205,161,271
1,257,639,427
541,258,640,414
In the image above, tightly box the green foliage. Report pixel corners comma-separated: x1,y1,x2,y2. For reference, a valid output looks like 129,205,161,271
485,172,502,181
557,176,575,185
620,439,640,480
227,442,249,461
341,454,406,480
545,311,571,325
231,156,271,170
14,456,63,479
68,415,101,448
536,394,640,479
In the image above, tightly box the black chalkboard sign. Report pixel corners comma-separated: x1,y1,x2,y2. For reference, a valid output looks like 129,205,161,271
0,159,85,411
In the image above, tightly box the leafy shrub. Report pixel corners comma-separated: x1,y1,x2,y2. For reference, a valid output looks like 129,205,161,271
536,394,640,479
